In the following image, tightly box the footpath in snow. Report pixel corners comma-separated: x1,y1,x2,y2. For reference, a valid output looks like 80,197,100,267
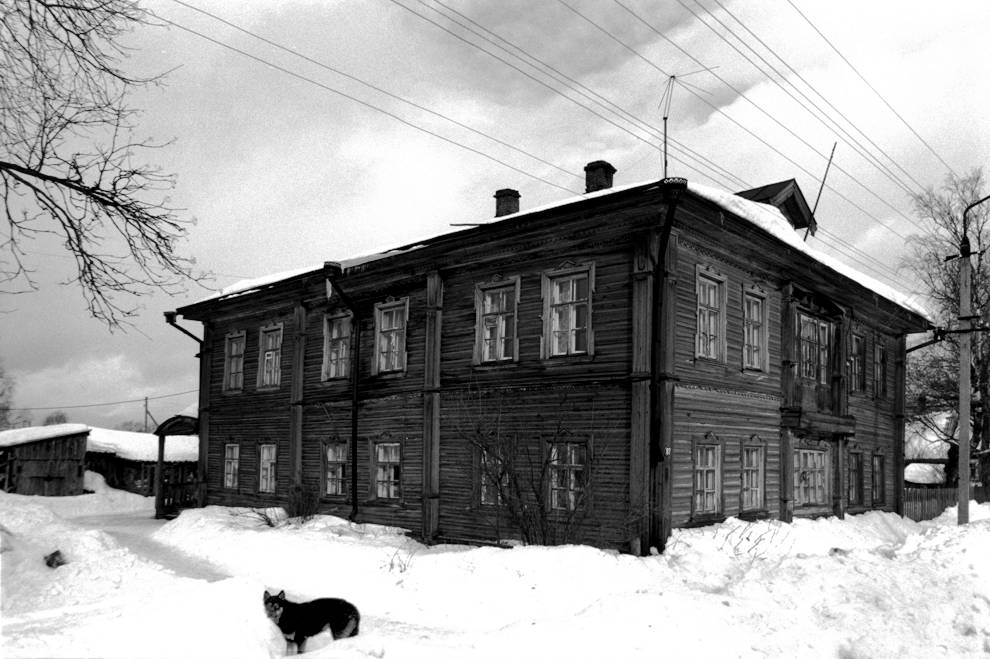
2,472,990,658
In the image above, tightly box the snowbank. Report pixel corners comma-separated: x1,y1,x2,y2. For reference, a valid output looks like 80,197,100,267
4,486,990,658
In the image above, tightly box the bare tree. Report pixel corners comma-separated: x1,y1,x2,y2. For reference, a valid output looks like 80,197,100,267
0,0,195,327
903,169,990,484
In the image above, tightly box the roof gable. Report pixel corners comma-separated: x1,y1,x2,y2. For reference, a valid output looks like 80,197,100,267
736,179,817,236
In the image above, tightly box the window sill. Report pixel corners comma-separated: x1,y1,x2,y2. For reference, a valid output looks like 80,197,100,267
472,361,519,372
738,509,770,522
685,513,726,527
372,371,406,380
540,353,594,366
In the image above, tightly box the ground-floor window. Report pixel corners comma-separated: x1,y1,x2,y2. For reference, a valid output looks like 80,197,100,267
871,454,886,504
224,443,239,489
259,443,276,493
740,444,764,511
374,442,401,500
480,448,506,506
324,442,348,496
848,452,864,505
549,442,586,511
794,448,828,506
694,442,722,515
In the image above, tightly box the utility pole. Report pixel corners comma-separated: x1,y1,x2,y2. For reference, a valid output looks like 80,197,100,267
957,193,990,524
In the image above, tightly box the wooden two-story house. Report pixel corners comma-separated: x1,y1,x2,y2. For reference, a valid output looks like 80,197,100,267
171,161,929,553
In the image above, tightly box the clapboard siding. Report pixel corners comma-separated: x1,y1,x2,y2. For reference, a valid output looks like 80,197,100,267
177,177,928,552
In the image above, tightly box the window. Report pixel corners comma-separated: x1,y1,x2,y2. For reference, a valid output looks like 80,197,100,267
849,334,865,393
223,443,239,488
848,452,864,506
479,448,506,506
871,454,886,504
324,442,348,496
322,314,352,380
258,325,283,388
873,339,888,399
475,279,519,364
373,299,408,374
794,448,828,506
799,314,832,385
741,444,764,510
259,443,276,493
549,442,586,511
743,290,767,370
223,332,245,392
543,264,593,357
374,442,401,500
696,271,725,361
694,443,722,514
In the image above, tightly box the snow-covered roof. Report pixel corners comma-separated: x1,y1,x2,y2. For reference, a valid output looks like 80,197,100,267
0,424,90,449
183,179,931,322
86,427,198,463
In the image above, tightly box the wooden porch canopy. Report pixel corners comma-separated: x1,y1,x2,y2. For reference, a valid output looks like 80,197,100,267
152,415,198,519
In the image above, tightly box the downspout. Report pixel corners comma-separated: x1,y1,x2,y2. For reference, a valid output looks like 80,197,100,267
323,262,361,523
164,311,208,508
650,177,687,550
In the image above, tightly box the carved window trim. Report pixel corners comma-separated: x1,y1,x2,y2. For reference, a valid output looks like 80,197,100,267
222,331,245,393
695,266,727,363
473,276,520,365
541,262,595,359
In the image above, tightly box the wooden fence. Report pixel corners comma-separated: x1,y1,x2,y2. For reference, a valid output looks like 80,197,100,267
903,486,988,521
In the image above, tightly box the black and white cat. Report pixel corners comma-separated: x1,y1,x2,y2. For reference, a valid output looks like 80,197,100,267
263,589,360,653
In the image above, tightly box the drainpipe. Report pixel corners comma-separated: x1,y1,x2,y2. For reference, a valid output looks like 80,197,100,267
164,311,208,508
323,262,361,523
650,177,687,551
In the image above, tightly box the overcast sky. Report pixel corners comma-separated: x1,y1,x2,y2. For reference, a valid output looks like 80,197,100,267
2,0,988,429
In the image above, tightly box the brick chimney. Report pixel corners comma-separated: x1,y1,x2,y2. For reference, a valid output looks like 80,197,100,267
494,188,520,217
584,160,616,193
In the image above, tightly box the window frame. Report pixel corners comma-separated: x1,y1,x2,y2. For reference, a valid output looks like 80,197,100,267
372,298,409,376
474,277,521,365
695,266,727,363
692,434,723,517
258,442,277,494
848,451,864,506
223,442,239,489
369,435,402,502
256,324,284,390
849,333,866,394
479,445,507,507
742,285,769,371
798,313,832,385
793,447,829,507
547,439,587,512
740,438,766,512
223,331,246,393
321,313,353,381
871,453,886,504
873,337,888,399
322,439,349,499
541,263,595,359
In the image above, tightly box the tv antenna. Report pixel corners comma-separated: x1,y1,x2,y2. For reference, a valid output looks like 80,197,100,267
659,67,717,179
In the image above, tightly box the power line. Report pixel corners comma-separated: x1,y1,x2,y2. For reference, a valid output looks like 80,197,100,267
693,0,927,198
418,0,749,189
153,13,582,195
783,0,959,178
386,0,744,189
8,389,198,412
609,0,926,237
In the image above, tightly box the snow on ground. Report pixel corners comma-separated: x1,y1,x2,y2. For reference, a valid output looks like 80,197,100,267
3,481,990,658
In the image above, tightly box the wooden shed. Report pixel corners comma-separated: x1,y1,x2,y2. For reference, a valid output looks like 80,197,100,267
85,426,198,497
0,424,89,496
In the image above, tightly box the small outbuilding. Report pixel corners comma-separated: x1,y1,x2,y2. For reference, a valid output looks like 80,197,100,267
85,426,198,497
0,424,89,496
